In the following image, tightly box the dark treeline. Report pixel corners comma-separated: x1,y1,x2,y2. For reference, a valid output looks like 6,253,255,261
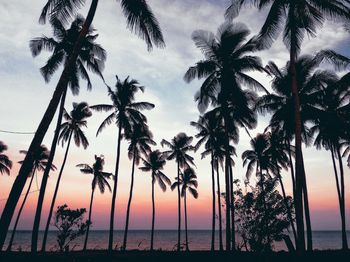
0,0,350,254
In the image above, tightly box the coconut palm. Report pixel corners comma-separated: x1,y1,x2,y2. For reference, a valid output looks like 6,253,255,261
91,75,154,251
171,167,198,251
184,21,264,250
227,0,350,251
0,141,12,176
41,101,92,250
0,0,164,249
139,150,171,251
310,72,350,250
122,123,156,250
161,133,195,251
7,145,56,251
77,155,112,251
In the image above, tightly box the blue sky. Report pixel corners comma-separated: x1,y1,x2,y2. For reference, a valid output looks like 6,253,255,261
0,0,349,230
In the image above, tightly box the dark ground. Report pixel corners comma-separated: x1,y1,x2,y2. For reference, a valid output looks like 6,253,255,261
1,250,350,262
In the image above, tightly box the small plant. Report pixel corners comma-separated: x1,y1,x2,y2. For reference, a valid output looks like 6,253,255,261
54,204,89,252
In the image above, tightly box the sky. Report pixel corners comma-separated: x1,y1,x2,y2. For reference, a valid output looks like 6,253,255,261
0,0,350,231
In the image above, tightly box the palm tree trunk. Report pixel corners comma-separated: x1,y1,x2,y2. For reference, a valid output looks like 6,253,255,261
287,139,296,199
150,172,155,251
40,130,73,251
216,162,223,251
229,163,235,251
277,169,297,245
336,145,348,250
289,15,306,252
83,187,95,251
33,88,67,252
7,168,36,251
122,151,136,250
184,190,189,251
0,0,99,250
210,152,216,251
176,162,181,251
108,125,122,251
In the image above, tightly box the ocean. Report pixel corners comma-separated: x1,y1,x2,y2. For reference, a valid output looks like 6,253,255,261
4,230,349,251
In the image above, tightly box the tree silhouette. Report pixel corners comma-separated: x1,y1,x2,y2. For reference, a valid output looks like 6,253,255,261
139,150,171,251
41,102,92,250
77,155,112,250
7,145,56,251
91,75,154,251
171,167,198,251
0,141,12,176
161,133,195,251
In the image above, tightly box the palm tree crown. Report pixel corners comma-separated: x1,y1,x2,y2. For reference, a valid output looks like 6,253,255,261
0,141,12,176
171,167,199,199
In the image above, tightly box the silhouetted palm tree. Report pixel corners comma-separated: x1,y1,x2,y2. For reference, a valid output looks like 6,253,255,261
227,0,350,251
7,145,56,251
122,123,156,250
171,167,198,251
184,22,263,250
0,0,164,249
0,141,12,176
91,75,154,251
41,102,92,250
77,155,112,251
139,150,171,251
310,72,350,250
161,133,195,251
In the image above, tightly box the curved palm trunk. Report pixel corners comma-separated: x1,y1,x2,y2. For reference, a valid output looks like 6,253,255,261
184,190,189,251
7,169,36,251
0,0,99,250
287,140,296,199
41,131,73,250
336,146,348,250
150,172,155,251
210,153,216,251
229,163,235,251
122,151,136,250
216,162,223,251
32,89,68,252
108,126,122,251
83,187,95,251
289,17,306,252
176,162,181,251
277,170,297,245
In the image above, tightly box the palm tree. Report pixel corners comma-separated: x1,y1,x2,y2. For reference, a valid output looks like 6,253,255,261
161,133,195,251
0,0,164,249
139,150,171,251
122,123,156,250
227,0,350,251
0,141,12,176
184,22,264,250
77,155,112,251
29,16,105,251
91,75,154,251
171,167,199,251
7,145,56,251
41,102,92,251
310,72,350,250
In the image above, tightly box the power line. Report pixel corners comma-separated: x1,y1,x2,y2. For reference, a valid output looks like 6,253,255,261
0,129,35,135
0,189,39,202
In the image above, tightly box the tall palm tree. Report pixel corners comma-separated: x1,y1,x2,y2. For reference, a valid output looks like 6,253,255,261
29,16,105,252
310,72,350,250
0,141,12,176
0,0,164,249
171,167,199,251
122,123,156,250
184,22,263,250
227,0,350,251
161,133,195,251
77,155,112,251
41,102,92,251
139,150,171,251
91,75,154,251
7,145,56,251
